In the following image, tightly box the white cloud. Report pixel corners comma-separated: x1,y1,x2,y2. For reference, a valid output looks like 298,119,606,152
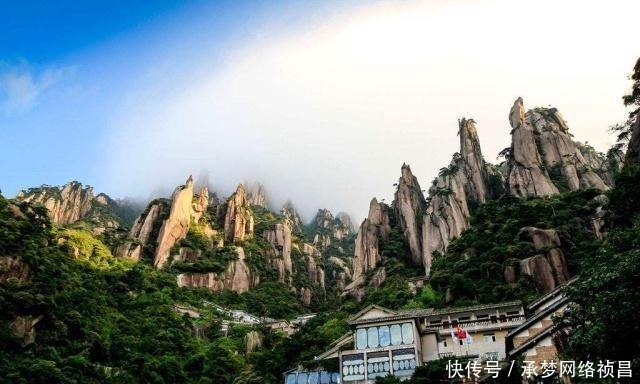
105,0,640,222
0,63,73,114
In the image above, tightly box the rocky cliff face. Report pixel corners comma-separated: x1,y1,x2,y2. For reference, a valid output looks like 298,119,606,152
351,198,392,283
17,182,94,226
507,98,611,197
504,227,570,293
223,184,254,242
247,183,268,208
191,187,209,222
507,98,560,198
309,209,353,250
422,119,497,275
153,176,195,268
263,221,293,283
393,164,426,265
281,201,303,234
115,199,169,261
16,182,140,234
176,247,256,293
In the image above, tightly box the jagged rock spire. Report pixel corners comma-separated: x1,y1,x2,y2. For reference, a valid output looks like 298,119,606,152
223,184,254,242
351,198,392,283
393,164,426,265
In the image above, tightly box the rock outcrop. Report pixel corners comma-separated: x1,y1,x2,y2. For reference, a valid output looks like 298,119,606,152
15,182,135,232
153,177,195,268
507,98,560,198
0,256,30,283
224,184,254,242
310,209,353,250
115,199,169,260
393,164,426,265
422,118,497,275
302,243,325,288
507,98,610,197
263,222,293,283
281,201,303,234
176,247,256,293
192,187,209,222
247,183,268,208
506,227,570,293
351,198,392,283
16,181,94,225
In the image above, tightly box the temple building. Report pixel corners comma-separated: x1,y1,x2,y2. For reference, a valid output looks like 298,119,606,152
285,301,526,383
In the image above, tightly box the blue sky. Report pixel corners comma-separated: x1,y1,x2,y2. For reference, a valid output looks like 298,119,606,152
1,1,638,220
1,0,340,197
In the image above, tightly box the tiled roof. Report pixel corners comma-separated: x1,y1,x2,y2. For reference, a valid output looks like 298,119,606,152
429,300,522,316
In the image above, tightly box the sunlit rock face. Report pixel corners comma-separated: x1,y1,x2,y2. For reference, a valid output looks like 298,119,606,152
422,118,498,276
15,182,129,234
223,184,254,243
16,181,94,225
152,176,195,268
191,186,209,222
393,164,426,266
176,247,256,294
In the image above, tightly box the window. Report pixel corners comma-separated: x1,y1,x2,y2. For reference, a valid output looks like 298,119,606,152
286,374,297,384
442,340,448,347
368,327,379,348
297,373,308,384
429,319,442,326
458,316,470,322
378,325,390,347
401,323,414,344
356,328,367,350
309,373,319,384
390,324,402,345
476,314,489,320
458,339,464,346
506,311,519,316
483,333,496,343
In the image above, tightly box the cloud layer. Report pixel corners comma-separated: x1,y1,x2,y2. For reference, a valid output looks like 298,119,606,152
104,0,640,222
0,62,73,114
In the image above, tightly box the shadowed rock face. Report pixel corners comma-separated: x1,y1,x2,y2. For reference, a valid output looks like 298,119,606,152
246,182,268,208
508,227,570,293
351,198,391,283
393,164,426,265
224,184,254,243
507,98,560,198
154,176,195,268
115,199,169,261
280,201,303,234
507,97,610,198
310,208,353,250
263,221,293,284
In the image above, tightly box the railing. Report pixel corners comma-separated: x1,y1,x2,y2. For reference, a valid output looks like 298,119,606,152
439,352,454,358
431,315,526,331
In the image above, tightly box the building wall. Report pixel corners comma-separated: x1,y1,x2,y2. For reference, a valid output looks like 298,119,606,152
435,329,509,361
420,334,439,362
